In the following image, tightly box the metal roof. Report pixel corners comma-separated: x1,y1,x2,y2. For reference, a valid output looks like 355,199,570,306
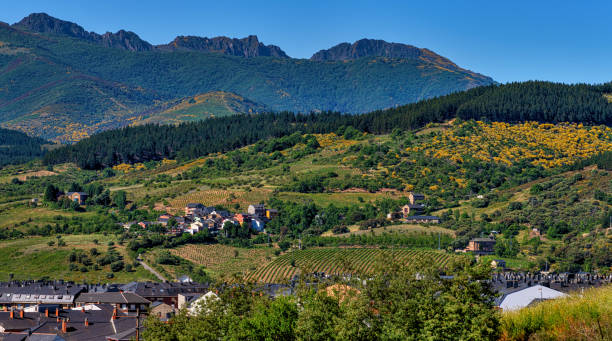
499,285,566,311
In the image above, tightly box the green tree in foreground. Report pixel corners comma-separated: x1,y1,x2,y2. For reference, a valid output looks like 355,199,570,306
142,258,500,340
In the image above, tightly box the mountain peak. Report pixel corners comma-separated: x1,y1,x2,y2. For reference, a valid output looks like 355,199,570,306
14,12,90,39
158,34,288,58
311,38,434,61
13,13,152,51
310,38,491,82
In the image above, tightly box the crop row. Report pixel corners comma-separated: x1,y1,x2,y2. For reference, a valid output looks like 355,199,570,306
248,248,455,283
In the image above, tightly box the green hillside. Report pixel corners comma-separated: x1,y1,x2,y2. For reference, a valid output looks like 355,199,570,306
136,91,267,125
42,81,612,169
0,127,48,166
0,14,493,141
1,120,610,283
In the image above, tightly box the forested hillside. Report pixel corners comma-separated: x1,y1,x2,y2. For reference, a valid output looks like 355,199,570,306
0,13,493,141
43,81,612,169
0,127,47,166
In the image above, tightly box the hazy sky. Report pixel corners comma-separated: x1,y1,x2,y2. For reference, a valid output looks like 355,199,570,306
3,0,611,84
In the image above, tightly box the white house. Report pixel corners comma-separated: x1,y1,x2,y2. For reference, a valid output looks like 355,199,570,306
185,291,219,315
499,285,566,311
187,221,204,234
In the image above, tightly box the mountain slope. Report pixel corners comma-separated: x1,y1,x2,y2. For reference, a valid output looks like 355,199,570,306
0,13,494,141
135,91,267,125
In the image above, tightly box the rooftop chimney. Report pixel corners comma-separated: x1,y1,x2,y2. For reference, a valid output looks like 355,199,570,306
112,307,117,320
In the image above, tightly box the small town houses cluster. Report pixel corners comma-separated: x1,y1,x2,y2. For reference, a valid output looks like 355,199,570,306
126,203,279,235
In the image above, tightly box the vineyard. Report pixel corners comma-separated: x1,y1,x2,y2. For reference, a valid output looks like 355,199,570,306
170,244,275,279
167,188,272,211
247,248,457,283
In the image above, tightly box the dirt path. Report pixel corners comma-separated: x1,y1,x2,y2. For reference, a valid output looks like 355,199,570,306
137,255,167,282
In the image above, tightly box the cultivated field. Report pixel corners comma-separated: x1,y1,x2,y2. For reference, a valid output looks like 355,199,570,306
170,244,276,280
248,248,457,283
167,188,272,212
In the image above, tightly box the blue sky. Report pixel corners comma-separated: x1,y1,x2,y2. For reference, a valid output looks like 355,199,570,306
3,0,611,84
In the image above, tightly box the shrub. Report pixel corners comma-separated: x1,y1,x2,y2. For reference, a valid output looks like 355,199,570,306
110,261,124,272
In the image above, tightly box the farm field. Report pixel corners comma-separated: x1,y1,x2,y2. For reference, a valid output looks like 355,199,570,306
248,247,459,283
167,187,272,213
0,234,155,282
320,224,456,237
170,244,276,280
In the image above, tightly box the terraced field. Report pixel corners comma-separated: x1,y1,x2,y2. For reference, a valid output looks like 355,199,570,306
248,248,457,283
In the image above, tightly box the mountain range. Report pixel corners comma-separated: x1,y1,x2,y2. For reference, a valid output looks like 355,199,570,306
0,13,494,141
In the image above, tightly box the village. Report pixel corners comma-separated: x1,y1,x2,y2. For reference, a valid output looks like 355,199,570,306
123,203,278,236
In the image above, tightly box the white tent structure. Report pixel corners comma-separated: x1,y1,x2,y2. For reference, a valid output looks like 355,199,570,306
500,285,566,311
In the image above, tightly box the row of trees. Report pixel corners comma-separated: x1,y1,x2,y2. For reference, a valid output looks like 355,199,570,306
143,260,500,340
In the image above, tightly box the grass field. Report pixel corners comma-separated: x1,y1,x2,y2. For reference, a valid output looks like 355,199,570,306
0,205,99,230
501,285,612,340
170,244,276,280
247,247,458,283
0,234,156,282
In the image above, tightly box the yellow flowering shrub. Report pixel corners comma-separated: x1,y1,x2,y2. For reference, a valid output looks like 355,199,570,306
416,121,612,168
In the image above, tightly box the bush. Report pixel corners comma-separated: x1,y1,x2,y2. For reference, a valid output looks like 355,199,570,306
332,226,349,234
156,251,181,265
278,241,291,252
110,261,124,272
509,202,523,211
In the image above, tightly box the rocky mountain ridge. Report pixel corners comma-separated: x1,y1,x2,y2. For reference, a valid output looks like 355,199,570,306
12,13,286,56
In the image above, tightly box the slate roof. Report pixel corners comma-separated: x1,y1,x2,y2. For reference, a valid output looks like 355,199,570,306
75,293,149,305
0,282,85,305
119,282,209,298
471,237,496,242
405,215,441,220
0,304,139,341
66,192,88,196
105,327,138,341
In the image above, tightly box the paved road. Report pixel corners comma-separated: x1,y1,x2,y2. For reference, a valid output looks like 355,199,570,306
137,255,167,282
